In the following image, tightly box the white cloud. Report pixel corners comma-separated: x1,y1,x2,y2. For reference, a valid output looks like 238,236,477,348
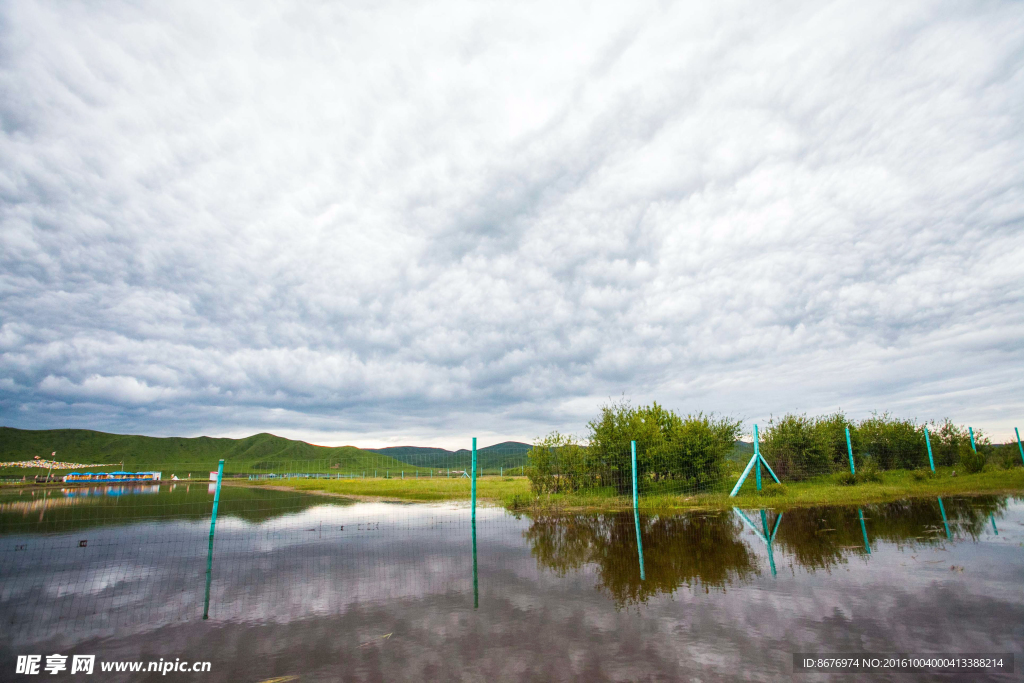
1,0,1023,445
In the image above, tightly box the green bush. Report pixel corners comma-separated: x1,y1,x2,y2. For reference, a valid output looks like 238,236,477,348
858,458,882,483
837,471,858,486
761,412,857,480
926,419,970,467
959,443,987,474
586,401,740,494
912,468,934,481
1002,445,1022,470
858,413,925,470
525,432,594,494
814,411,862,471
835,459,881,485
505,492,531,510
760,414,826,480
758,482,787,497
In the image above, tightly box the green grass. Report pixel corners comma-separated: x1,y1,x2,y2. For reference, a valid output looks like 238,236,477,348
246,466,1024,512
242,474,529,502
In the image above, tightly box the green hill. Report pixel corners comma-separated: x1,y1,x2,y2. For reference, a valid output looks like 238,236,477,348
0,427,420,476
367,441,532,471
729,440,755,463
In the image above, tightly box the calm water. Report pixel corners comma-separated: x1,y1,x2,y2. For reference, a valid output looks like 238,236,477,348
0,485,1021,681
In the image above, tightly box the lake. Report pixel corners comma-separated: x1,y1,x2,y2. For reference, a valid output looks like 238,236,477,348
1,485,1020,681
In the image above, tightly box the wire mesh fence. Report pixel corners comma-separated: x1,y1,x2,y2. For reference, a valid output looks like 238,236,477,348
1,413,1021,638
2,416,1022,506
1,478,1012,640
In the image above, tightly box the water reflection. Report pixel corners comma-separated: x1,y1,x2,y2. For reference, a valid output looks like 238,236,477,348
0,484,353,534
0,493,1018,682
524,511,759,605
733,508,782,575
523,496,1011,604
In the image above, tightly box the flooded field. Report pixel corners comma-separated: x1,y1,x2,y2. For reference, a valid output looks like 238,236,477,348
1,485,1021,681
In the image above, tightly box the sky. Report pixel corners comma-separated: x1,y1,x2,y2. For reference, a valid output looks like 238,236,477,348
1,0,1022,448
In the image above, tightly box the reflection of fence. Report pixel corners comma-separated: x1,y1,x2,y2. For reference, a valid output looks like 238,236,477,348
0,463,1010,640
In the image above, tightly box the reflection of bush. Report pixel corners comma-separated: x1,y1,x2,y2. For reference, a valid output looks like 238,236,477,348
522,495,1011,601
524,512,758,606
771,497,1006,572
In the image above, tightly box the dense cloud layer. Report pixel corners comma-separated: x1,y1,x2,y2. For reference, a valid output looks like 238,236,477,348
1,0,1022,446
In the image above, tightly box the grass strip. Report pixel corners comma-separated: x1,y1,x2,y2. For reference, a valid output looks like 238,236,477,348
238,467,1024,512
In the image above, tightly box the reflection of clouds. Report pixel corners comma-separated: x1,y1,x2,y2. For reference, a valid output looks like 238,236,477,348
47,566,158,598
0,496,101,515
0,502,1021,681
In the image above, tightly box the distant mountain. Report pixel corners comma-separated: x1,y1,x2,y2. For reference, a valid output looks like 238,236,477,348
729,440,755,462
367,441,533,470
0,427,413,473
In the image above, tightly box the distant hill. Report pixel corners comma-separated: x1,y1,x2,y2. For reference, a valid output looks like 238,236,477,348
0,428,775,476
367,441,532,470
729,440,755,462
0,427,415,474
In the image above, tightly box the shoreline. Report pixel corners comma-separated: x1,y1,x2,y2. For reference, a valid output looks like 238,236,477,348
233,467,1024,513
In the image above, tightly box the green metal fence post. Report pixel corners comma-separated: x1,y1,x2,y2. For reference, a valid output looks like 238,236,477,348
208,459,224,541
755,424,762,491
203,459,225,620
846,426,856,475
858,508,871,554
924,425,935,472
634,506,645,581
990,513,998,536
630,440,645,579
969,427,977,452
631,440,638,511
730,452,759,497
760,509,777,576
472,517,479,609
471,437,477,523
1016,428,1023,467
937,497,951,540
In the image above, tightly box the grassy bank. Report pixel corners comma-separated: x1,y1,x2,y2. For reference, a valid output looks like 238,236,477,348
236,475,529,502
240,467,1024,511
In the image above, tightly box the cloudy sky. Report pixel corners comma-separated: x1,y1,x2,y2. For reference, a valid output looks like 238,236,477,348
1,0,1022,447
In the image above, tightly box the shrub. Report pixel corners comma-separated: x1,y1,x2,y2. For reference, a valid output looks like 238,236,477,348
835,459,881,485
912,468,934,481
858,413,925,470
758,482,787,497
760,414,831,480
505,492,531,511
926,419,970,467
837,471,858,486
587,401,739,494
813,411,861,471
858,458,882,483
1002,445,1022,470
526,432,593,494
654,412,741,492
959,442,986,474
